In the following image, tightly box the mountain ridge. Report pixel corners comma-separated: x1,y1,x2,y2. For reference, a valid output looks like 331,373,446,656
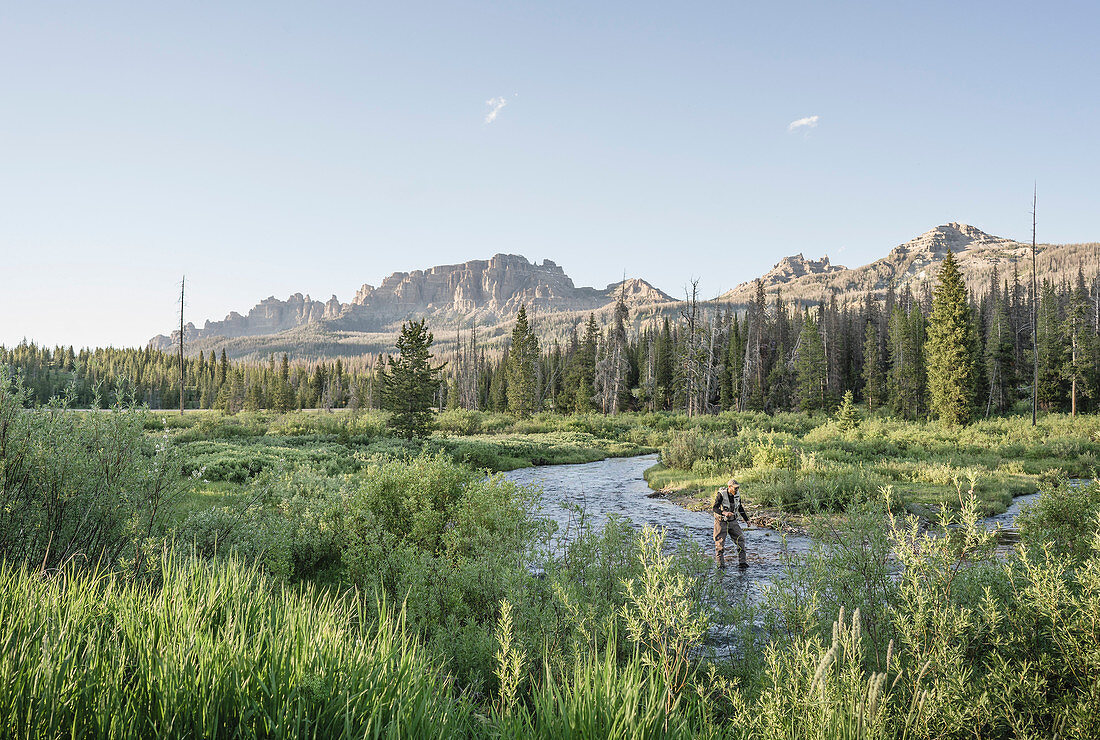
718,222,1099,306
151,224,1100,361
150,253,673,352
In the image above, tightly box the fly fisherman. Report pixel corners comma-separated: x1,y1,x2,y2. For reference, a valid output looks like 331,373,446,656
712,478,750,569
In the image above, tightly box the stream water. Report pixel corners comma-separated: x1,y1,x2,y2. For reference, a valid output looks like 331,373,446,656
504,454,1043,598
504,454,811,599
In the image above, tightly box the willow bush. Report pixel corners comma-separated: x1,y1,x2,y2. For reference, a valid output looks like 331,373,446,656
0,368,184,570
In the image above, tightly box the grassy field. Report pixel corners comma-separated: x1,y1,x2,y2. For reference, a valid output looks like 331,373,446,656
5,371,1100,738
157,405,1100,532
644,411,1100,520
149,408,656,518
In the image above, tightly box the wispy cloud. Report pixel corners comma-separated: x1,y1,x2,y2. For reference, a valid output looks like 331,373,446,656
787,115,820,132
484,96,508,124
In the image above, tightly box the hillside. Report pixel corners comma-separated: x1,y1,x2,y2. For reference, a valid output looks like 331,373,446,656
150,224,1100,361
719,223,1100,308
150,254,675,360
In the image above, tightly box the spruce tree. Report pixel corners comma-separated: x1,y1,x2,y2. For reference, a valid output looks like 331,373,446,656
926,250,977,425
835,390,860,431
887,303,927,419
379,319,446,439
1065,275,1093,415
861,320,885,411
488,360,507,412
1036,281,1067,410
655,317,674,410
506,305,540,417
982,287,1014,415
794,313,827,411
563,314,598,412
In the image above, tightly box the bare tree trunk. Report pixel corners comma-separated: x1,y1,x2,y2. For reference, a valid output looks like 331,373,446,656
179,276,185,415
680,280,699,416
1071,311,1078,417
1031,186,1038,426
703,316,716,414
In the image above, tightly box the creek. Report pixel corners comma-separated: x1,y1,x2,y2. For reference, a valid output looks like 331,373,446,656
504,454,1041,599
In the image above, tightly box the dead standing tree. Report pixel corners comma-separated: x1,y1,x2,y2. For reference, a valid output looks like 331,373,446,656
679,279,701,416
1031,186,1039,426
178,276,185,414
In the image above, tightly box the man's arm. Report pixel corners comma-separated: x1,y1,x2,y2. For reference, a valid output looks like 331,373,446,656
711,490,724,518
738,501,749,524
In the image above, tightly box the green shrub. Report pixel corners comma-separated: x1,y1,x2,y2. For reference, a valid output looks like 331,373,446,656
175,467,347,580
341,453,543,691
661,429,739,471
436,408,485,435
1018,478,1100,561
0,370,184,569
177,439,361,482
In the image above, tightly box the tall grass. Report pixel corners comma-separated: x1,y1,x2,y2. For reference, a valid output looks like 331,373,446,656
0,555,473,739
8,375,1100,738
652,411,1100,514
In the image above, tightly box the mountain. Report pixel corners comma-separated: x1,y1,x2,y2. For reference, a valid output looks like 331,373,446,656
718,223,1100,307
150,254,673,359
150,225,1099,361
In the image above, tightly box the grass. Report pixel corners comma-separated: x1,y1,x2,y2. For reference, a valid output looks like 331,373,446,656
0,554,474,739
8,396,1100,738
438,431,653,471
158,407,1099,522
155,409,655,515
646,411,1100,519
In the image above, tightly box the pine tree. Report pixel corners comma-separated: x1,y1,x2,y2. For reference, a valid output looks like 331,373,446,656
794,312,827,411
218,349,228,386
488,359,507,412
887,302,927,419
1036,280,1067,410
1064,275,1092,415
563,314,598,412
655,317,674,410
861,319,885,411
982,286,1014,416
379,319,446,439
926,250,977,425
765,342,794,411
835,390,860,432
506,305,540,417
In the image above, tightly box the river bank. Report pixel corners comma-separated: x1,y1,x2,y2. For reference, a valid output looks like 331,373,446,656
506,454,1048,600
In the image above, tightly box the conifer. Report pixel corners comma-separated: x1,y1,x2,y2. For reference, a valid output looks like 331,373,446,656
926,250,977,425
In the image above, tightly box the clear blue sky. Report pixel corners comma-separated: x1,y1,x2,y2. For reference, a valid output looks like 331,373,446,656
2,1,1098,348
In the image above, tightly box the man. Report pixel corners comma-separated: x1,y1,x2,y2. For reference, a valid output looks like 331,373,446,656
712,477,750,569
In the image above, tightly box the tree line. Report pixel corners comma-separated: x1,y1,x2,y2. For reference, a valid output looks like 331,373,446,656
0,344,378,412
443,252,1100,424
7,251,1100,423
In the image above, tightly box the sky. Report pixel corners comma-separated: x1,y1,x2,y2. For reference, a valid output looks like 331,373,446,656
2,0,1099,348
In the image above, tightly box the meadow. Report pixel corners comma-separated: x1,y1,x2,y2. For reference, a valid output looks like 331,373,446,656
644,411,1100,520
3,371,1100,738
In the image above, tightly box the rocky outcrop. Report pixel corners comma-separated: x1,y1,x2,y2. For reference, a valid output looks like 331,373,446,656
150,254,674,351
761,254,845,285
149,293,338,348
149,225,1097,360
717,223,1073,307
331,255,673,332
351,254,589,315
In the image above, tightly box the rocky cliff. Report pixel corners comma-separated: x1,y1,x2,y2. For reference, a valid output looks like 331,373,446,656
149,225,1098,360
718,222,1094,307
149,254,673,350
